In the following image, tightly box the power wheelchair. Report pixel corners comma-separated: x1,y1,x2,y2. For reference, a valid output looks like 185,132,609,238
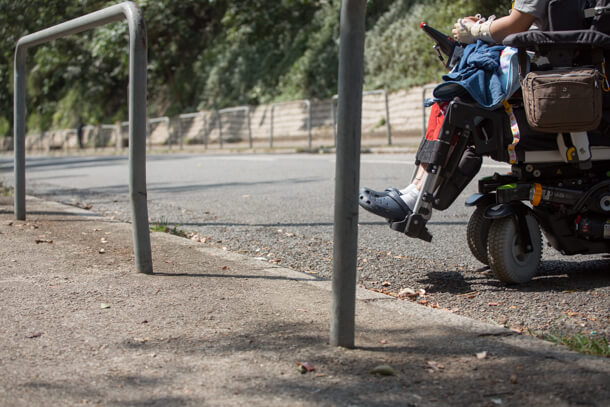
386,0,610,284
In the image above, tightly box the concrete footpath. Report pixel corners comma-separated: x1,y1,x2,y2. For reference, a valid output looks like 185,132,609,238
0,196,608,407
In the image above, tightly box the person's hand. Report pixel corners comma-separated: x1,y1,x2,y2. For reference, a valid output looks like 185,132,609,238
452,16,480,43
452,15,495,44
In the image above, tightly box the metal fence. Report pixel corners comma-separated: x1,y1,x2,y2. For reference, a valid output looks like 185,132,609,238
14,85,437,153
270,100,312,149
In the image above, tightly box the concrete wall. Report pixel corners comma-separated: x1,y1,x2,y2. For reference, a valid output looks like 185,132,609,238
8,85,435,152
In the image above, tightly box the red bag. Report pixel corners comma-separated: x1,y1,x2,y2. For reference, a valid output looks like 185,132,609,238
425,102,449,141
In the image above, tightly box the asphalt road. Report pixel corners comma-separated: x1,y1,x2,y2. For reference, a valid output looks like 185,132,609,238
1,152,608,341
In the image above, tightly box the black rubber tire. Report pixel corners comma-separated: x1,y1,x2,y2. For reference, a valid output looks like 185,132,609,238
487,214,542,284
466,206,492,265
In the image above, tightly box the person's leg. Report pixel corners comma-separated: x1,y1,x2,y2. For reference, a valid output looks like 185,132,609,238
359,102,448,220
398,164,426,210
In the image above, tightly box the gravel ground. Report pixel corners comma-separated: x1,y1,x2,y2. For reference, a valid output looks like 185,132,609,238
31,187,610,345
3,151,608,348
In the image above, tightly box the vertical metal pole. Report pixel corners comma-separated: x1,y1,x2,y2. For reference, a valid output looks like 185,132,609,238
167,118,172,150
421,85,436,140
422,86,427,139
146,120,151,151
384,90,392,145
13,50,26,220
331,0,366,349
305,100,312,150
247,107,252,148
331,97,337,146
125,3,152,274
203,114,208,148
217,111,223,148
116,123,120,151
178,116,183,150
270,105,275,148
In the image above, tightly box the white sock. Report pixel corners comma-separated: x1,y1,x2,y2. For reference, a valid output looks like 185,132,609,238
399,183,419,210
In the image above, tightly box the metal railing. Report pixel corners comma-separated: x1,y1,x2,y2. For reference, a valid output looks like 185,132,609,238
98,124,118,151
18,84,438,153
331,89,392,146
148,116,170,149
177,111,207,149
217,106,252,148
13,1,152,274
270,100,312,149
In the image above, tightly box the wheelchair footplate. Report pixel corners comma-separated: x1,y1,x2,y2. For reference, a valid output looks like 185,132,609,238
388,213,433,242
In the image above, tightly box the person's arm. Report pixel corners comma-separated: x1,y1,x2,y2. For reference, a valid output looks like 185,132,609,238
489,9,537,42
453,9,537,44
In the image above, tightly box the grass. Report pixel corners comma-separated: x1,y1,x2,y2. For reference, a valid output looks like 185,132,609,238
149,217,188,238
0,183,13,197
544,333,610,358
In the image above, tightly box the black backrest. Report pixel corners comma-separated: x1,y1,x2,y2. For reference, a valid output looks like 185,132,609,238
548,0,610,34
548,0,587,31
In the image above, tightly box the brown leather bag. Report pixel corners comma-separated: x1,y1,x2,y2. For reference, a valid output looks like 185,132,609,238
521,67,603,133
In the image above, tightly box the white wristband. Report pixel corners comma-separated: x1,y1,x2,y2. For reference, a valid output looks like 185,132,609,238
471,19,495,43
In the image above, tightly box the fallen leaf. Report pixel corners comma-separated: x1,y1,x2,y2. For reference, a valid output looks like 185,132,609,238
221,266,228,270
398,287,417,299
35,239,53,244
418,299,429,306
457,291,479,298
100,303,111,309
426,361,445,371
488,302,500,307
476,351,488,360
370,364,396,376
297,361,315,374
510,326,524,334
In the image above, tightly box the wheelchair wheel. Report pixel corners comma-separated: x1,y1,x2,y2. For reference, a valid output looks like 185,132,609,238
466,206,492,265
487,213,542,284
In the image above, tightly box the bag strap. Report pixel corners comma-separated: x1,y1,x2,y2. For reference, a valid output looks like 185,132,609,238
502,100,521,165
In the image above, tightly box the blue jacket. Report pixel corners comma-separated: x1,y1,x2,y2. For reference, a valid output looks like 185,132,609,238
433,40,507,109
